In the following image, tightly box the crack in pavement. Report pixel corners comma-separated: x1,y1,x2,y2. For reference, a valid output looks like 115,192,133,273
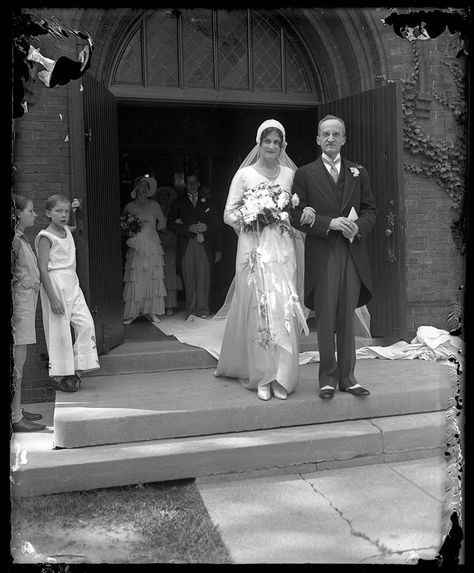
298,473,392,556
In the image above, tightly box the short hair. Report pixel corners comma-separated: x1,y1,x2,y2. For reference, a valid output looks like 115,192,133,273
45,194,70,213
259,127,283,146
185,172,199,182
317,114,346,136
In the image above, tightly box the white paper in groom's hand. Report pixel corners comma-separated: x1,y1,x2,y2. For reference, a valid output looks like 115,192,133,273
348,206,358,242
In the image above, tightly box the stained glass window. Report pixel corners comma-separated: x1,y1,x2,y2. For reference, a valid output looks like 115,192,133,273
114,27,142,84
286,39,311,93
146,10,179,86
252,13,282,92
112,9,314,98
218,10,248,90
182,9,214,88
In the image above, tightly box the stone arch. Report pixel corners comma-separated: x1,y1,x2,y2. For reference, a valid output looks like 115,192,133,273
284,7,391,100
25,7,391,105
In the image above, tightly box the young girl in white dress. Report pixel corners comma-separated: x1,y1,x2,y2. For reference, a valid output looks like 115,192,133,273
35,195,100,392
122,175,167,324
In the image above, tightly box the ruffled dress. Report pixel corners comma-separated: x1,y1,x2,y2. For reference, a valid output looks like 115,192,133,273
215,165,308,394
123,199,167,321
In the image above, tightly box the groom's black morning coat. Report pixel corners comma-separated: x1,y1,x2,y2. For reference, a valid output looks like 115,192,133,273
291,156,378,310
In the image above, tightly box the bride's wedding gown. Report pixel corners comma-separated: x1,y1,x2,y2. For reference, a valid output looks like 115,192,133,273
214,165,308,393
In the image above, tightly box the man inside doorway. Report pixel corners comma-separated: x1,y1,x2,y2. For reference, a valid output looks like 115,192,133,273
167,173,219,319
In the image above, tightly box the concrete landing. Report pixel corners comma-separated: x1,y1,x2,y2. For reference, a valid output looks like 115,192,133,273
53,360,451,449
11,411,445,497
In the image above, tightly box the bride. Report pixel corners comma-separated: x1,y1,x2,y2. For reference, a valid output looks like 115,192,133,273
214,119,310,401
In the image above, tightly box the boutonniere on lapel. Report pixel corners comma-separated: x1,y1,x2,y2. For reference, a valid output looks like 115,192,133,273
201,197,206,203
349,167,360,178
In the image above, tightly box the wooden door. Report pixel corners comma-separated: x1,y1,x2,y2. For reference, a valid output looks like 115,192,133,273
80,73,124,353
318,82,407,338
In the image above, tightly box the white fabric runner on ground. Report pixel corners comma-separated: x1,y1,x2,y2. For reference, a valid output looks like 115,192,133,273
153,314,462,365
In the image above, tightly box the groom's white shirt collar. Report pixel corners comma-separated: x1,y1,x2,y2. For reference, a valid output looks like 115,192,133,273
322,152,341,164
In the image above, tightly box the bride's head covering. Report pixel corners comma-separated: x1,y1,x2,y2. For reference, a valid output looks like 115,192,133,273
239,119,298,171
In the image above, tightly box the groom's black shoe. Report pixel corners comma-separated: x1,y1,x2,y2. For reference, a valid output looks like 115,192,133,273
340,386,370,396
319,388,335,400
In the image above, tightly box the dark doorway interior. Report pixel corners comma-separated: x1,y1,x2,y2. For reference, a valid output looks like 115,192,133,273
117,104,317,311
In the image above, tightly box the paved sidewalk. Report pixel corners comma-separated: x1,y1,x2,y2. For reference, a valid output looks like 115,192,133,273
197,456,449,564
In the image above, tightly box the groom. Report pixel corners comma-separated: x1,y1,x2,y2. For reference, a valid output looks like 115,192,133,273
292,114,378,400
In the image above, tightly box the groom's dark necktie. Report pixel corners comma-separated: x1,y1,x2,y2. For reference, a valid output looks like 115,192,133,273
322,157,341,183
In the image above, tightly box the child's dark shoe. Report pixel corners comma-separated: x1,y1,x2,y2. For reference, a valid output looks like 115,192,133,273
13,417,46,432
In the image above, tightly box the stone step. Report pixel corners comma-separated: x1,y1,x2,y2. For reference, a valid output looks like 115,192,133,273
11,410,446,497
97,339,218,375
96,331,379,376
53,360,451,449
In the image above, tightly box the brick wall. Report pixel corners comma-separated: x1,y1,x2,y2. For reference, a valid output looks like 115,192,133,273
394,32,465,337
404,176,464,335
13,66,71,402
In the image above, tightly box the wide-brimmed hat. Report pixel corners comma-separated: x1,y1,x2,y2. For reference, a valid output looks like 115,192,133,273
131,175,157,198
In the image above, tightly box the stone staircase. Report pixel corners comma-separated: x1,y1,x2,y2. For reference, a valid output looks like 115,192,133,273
11,332,451,497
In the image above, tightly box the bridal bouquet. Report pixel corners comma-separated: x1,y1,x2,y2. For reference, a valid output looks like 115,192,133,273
235,181,299,233
120,213,142,235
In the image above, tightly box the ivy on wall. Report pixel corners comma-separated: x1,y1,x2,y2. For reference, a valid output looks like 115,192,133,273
403,44,466,208
376,42,467,254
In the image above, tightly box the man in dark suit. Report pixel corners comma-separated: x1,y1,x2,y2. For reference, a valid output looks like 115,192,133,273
292,115,378,400
168,173,219,318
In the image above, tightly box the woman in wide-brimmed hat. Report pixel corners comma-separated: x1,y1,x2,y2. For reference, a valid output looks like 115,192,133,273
156,185,181,315
122,175,167,324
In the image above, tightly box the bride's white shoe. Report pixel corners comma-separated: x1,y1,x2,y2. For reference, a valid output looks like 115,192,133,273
257,384,271,401
272,381,287,400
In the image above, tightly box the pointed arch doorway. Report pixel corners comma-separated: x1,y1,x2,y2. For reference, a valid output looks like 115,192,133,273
75,8,405,354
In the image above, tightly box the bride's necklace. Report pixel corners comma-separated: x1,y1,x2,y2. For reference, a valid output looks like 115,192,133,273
256,162,280,180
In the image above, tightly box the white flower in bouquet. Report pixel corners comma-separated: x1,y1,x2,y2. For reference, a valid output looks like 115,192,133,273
277,191,289,210
235,181,299,234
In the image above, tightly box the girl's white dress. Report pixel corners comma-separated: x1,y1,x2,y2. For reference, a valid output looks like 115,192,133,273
123,199,167,321
215,165,308,393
